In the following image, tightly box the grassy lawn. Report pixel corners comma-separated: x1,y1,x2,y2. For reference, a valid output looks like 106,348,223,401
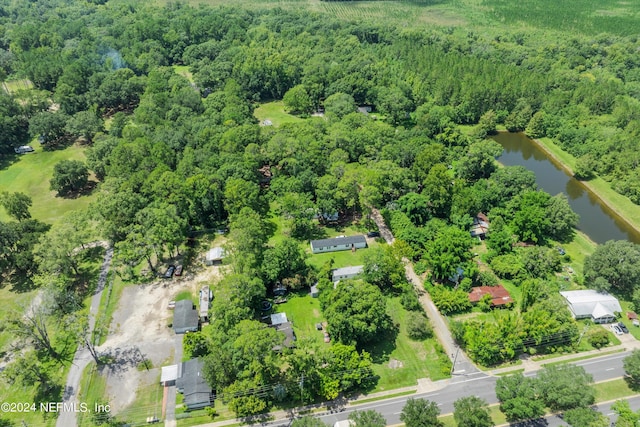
0,143,96,226
275,291,325,345
594,378,637,402
254,101,304,127
0,287,39,354
561,230,596,278
173,65,194,83
368,298,450,391
77,362,109,426
440,404,506,427
118,372,165,425
2,78,33,94
276,294,449,391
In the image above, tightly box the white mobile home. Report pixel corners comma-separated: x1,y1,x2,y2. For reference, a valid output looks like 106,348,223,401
310,235,367,254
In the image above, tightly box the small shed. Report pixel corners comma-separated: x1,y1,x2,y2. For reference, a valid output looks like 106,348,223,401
270,312,288,326
628,312,638,320
161,364,179,386
332,265,364,282
470,213,490,239
205,247,225,266
310,283,319,298
173,300,199,334
310,235,367,254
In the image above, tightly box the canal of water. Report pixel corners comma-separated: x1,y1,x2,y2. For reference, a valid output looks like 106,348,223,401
493,131,640,244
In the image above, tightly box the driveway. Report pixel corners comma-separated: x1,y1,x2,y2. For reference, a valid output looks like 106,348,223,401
369,207,480,376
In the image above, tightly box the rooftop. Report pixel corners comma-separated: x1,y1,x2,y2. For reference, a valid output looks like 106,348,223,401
174,300,199,332
311,235,366,248
469,285,513,306
332,265,364,276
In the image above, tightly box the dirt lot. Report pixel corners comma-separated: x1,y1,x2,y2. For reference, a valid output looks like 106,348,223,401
98,260,225,413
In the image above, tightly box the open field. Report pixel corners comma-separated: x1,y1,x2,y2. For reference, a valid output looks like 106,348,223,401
254,101,304,127
0,143,96,226
155,0,640,36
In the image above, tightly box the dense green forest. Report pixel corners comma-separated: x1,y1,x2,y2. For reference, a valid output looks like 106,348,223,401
1,0,640,423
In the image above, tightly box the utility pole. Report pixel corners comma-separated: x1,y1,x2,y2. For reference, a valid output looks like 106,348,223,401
451,347,460,375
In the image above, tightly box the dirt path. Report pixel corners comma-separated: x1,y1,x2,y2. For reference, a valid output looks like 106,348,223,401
369,207,479,376
57,245,113,427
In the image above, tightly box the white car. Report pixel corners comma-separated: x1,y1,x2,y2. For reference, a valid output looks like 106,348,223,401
14,145,34,154
610,324,623,335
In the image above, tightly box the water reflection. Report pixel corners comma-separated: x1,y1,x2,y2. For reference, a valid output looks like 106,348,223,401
493,132,640,244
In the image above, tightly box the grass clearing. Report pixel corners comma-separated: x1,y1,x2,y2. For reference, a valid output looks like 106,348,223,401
439,404,506,427
369,297,450,391
254,101,304,127
275,291,325,345
2,78,33,94
0,143,96,226
77,362,109,426
118,373,165,425
594,378,637,402
173,65,194,83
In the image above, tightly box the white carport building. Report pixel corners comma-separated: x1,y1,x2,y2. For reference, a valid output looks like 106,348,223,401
560,290,622,324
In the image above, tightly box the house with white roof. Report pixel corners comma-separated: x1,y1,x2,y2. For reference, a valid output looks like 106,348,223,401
560,290,622,324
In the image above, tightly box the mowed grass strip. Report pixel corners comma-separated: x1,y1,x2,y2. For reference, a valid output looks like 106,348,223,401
0,143,96,226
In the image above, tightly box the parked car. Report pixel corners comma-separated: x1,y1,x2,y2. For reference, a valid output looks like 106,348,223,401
367,231,381,238
164,265,176,278
14,145,34,154
174,265,183,276
556,247,566,255
610,324,623,335
618,322,629,333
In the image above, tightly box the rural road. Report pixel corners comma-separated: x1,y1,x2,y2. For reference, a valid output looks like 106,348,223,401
57,244,113,427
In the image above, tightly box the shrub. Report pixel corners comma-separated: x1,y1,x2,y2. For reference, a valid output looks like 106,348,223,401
587,328,610,349
406,313,432,340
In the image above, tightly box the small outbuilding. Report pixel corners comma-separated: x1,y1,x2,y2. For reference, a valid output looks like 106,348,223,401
176,358,214,411
310,283,319,298
331,265,364,282
270,312,288,326
173,300,199,334
205,247,225,266
310,235,367,254
560,290,622,324
470,213,490,239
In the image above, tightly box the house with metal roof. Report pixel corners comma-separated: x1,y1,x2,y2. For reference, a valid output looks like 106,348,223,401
469,285,513,307
205,247,225,266
310,235,367,254
332,265,364,282
560,290,622,324
173,300,199,334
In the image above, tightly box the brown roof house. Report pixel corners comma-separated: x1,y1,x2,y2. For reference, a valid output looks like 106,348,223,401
469,285,513,307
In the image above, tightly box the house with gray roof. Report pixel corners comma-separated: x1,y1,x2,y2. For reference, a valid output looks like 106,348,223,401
332,265,364,282
173,300,199,334
560,290,622,324
310,235,367,254
176,358,214,410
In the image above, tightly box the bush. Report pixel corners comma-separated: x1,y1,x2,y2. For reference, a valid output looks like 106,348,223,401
476,271,498,287
406,313,432,340
431,286,472,315
400,287,422,311
587,328,610,349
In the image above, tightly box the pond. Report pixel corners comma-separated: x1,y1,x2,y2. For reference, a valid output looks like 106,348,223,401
493,131,640,244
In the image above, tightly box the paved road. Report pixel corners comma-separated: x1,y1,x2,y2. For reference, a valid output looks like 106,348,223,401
231,351,633,427
57,245,113,427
